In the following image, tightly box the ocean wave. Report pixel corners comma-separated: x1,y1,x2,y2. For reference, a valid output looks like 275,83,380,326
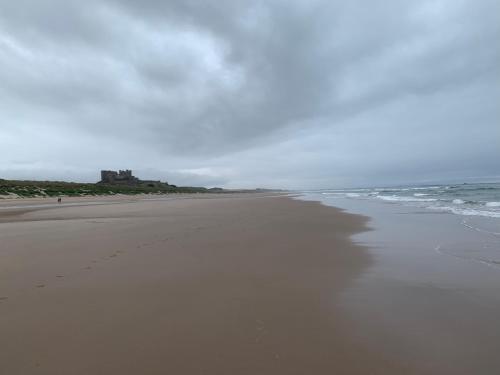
485,202,500,207
379,188,410,193
322,191,379,198
313,183,500,219
346,193,364,198
377,195,438,202
429,206,500,219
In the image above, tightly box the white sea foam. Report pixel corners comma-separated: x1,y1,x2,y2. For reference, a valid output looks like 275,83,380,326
429,205,500,219
411,186,441,190
486,202,500,207
377,195,437,202
346,193,362,198
322,191,375,198
313,183,500,220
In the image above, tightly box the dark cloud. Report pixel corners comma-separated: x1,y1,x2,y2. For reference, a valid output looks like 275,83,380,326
0,0,498,188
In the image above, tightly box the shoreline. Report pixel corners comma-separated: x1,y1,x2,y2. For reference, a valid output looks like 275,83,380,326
0,192,288,222
0,194,407,374
0,191,287,204
297,192,500,374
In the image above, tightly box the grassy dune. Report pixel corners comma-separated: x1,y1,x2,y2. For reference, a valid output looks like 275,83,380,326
0,179,220,198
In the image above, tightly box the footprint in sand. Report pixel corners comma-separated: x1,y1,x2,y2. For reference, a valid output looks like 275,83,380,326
0,297,8,301
84,266,92,270
109,254,117,258
56,275,64,278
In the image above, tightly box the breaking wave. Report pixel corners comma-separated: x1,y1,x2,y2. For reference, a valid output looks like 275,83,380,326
317,183,500,219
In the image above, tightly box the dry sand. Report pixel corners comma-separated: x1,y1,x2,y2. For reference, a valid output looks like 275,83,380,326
0,194,407,374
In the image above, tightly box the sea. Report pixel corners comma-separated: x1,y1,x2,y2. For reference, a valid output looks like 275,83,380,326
310,182,500,219
299,182,500,271
296,182,500,371
297,182,500,371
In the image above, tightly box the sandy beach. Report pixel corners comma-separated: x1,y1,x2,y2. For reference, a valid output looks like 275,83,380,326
0,194,408,374
1,0,497,373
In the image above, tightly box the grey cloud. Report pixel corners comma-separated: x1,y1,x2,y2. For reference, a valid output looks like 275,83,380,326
0,0,498,188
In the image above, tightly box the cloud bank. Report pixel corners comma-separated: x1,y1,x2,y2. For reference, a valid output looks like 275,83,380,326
1,0,498,188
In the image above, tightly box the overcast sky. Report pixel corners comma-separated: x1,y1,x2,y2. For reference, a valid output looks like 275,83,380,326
0,0,498,188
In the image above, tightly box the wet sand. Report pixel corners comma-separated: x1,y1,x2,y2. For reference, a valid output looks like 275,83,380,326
0,194,409,374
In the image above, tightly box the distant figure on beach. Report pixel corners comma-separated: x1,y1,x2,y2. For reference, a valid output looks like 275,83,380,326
57,197,61,203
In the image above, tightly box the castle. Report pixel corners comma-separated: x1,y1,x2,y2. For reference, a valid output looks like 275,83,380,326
100,170,139,185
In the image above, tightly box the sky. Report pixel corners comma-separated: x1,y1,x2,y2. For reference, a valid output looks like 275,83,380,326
0,0,499,189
